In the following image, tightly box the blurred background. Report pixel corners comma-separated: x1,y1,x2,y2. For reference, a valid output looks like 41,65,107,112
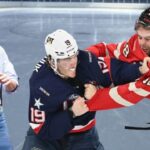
0,0,149,150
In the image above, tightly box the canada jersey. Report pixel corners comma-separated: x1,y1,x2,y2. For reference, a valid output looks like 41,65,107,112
85,34,150,111
86,34,147,63
86,72,150,111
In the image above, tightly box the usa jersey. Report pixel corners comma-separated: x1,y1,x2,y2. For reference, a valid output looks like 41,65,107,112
29,51,99,141
29,50,143,141
86,34,147,63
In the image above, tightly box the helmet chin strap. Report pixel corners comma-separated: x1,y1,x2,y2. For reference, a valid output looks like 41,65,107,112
50,58,67,78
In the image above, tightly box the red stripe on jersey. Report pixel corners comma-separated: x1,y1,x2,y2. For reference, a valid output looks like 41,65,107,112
117,83,145,104
70,119,96,133
34,123,44,134
86,88,123,111
86,74,150,111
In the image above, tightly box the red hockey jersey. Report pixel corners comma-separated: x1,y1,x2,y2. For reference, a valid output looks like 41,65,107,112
86,72,150,111
86,34,147,63
86,34,150,111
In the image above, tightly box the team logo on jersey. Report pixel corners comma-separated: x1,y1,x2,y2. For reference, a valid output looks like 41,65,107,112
34,98,44,109
63,94,79,110
123,44,130,57
68,94,79,101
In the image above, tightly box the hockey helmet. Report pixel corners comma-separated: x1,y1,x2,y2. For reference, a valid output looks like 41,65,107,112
45,29,78,59
135,7,150,29
44,29,78,72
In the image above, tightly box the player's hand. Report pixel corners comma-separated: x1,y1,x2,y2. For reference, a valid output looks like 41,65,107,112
71,97,89,117
84,83,97,100
139,57,150,74
0,73,18,92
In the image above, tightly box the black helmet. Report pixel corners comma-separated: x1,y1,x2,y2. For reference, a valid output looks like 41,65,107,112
135,7,150,29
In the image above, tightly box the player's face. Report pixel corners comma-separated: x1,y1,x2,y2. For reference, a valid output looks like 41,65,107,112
57,53,78,78
137,27,150,56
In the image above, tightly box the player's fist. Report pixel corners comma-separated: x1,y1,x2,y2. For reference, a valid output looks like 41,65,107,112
84,83,97,100
71,97,89,117
139,57,150,74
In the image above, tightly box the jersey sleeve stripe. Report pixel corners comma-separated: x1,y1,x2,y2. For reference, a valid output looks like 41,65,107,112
129,82,149,97
29,122,44,134
109,87,134,106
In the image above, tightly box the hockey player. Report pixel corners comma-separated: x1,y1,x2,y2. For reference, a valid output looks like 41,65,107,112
86,7,150,110
22,29,150,150
86,7,150,62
